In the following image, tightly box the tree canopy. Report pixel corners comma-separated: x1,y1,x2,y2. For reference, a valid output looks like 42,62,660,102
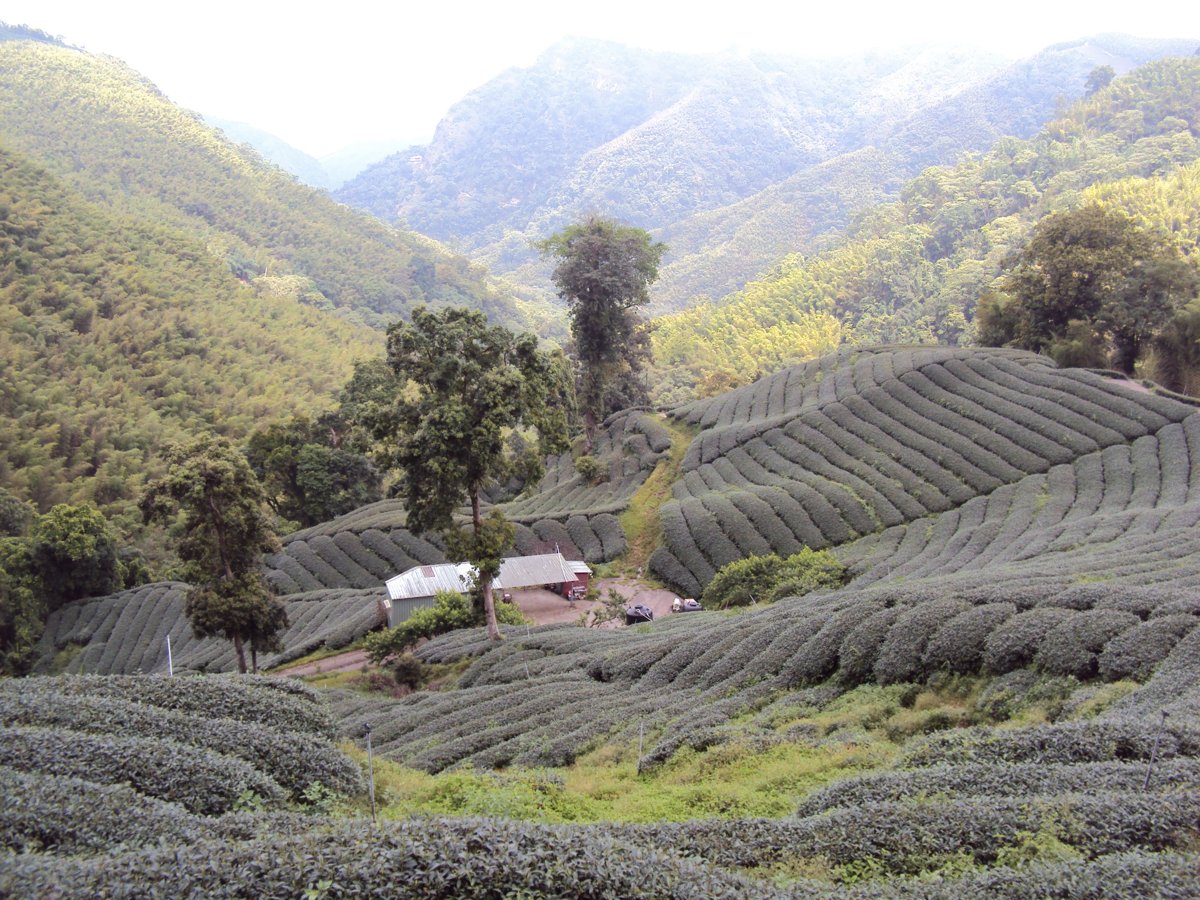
538,216,665,449
245,415,382,530
377,306,569,639
987,204,1198,372
140,435,286,673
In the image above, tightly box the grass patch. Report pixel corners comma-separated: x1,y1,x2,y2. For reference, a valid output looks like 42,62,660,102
327,671,1151,832
618,415,696,572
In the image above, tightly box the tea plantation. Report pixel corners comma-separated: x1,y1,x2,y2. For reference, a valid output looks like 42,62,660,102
9,346,1200,895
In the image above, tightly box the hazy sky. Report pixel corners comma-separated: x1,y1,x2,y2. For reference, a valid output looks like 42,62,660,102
6,1,1199,157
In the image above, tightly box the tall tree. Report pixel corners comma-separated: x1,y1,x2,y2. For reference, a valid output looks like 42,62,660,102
989,204,1198,373
245,414,382,529
378,306,568,639
28,504,121,612
141,435,286,673
537,216,665,450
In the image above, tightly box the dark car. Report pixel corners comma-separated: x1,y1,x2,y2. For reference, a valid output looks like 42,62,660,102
624,604,655,625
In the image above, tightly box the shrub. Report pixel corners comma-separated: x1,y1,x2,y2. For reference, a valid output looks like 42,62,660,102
1035,609,1140,680
17,674,336,738
0,766,211,854
392,652,425,689
902,719,1197,767
924,603,1017,675
573,454,604,485
874,598,971,684
1097,615,1198,682
702,549,846,609
0,726,286,815
0,686,363,800
984,608,1077,674
0,818,779,899
838,606,903,686
365,591,529,663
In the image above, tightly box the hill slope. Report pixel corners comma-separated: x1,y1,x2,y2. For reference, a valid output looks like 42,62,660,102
0,143,380,527
0,38,520,328
26,345,1200,893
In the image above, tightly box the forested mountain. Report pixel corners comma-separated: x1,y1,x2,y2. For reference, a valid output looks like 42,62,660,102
0,35,544,538
651,56,1200,402
0,38,522,330
0,142,381,536
337,35,1194,309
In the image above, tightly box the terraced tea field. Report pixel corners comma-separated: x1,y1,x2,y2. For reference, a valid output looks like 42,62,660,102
12,346,1200,895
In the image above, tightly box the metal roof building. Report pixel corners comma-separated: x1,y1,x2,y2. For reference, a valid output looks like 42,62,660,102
383,554,592,625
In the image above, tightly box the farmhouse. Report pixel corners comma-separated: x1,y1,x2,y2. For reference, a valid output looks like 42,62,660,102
381,552,591,627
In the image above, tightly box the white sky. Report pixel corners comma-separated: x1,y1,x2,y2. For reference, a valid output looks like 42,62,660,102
5,1,1198,157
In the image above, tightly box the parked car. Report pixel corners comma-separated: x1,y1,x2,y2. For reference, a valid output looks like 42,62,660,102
680,598,702,612
624,604,654,625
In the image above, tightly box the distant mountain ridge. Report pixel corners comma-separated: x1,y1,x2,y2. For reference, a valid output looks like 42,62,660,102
204,118,409,191
338,34,1196,310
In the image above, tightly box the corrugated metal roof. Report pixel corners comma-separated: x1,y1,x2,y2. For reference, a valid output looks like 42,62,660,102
386,553,592,601
385,563,474,601
496,553,587,588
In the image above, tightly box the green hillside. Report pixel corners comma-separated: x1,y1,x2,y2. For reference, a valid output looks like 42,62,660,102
651,56,1200,400
0,36,562,535
20,344,1200,894
0,143,381,531
0,38,520,328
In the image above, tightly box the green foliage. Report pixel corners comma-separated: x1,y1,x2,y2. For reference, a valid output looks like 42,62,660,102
365,590,529,664
245,415,382,529
374,305,568,638
703,549,846,609
391,652,426,689
0,37,536,547
0,539,41,675
537,216,665,447
0,724,287,816
1086,65,1116,96
0,488,34,537
28,503,121,611
0,679,363,801
141,435,285,673
30,673,338,738
0,140,381,542
991,204,1199,372
380,307,567,534
573,454,603,485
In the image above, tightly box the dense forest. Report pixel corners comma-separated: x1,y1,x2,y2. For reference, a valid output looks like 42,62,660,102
0,35,564,542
